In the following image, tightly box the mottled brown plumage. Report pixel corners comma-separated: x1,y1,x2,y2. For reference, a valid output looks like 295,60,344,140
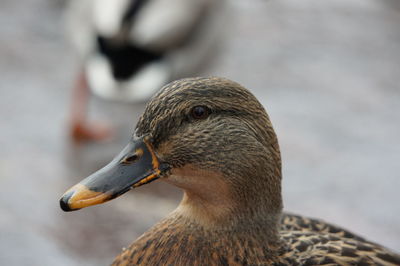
106,77,399,265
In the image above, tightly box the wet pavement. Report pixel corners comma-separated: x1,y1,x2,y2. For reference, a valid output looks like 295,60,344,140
1,0,399,265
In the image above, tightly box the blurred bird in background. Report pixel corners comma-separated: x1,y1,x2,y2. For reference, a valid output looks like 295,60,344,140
65,0,227,142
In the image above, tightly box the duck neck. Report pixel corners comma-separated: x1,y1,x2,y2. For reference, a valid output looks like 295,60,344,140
172,191,281,246
168,168,282,245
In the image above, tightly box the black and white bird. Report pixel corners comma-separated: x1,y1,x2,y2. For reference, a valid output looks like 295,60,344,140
65,0,227,141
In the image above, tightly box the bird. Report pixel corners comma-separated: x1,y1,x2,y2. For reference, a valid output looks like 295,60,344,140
65,0,227,141
60,77,400,265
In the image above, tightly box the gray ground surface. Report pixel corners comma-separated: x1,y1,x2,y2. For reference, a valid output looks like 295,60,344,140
0,0,399,265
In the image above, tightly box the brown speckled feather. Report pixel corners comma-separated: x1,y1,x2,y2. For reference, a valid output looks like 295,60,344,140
113,212,283,266
113,212,400,265
279,231,400,265
280,213,367,242
279,213,400,265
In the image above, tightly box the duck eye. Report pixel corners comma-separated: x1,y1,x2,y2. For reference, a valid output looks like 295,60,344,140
190,106,210,120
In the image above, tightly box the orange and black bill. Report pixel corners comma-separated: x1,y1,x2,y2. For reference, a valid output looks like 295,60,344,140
60,136,170,212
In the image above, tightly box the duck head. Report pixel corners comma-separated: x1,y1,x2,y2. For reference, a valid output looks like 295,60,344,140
60,77,282,226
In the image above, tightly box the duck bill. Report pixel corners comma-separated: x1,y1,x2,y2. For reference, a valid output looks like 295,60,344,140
60,136,170,212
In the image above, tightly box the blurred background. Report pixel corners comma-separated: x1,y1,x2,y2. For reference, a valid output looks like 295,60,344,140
1,0,399,265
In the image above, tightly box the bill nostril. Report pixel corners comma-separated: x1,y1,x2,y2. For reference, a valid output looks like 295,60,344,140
121,148,143,164
124,154,139,163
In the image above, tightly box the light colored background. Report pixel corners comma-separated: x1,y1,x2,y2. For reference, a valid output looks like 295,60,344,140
0,0,399,265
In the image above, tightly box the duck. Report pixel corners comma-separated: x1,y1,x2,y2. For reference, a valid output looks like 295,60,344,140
60,77,400,265
65,0,227,141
